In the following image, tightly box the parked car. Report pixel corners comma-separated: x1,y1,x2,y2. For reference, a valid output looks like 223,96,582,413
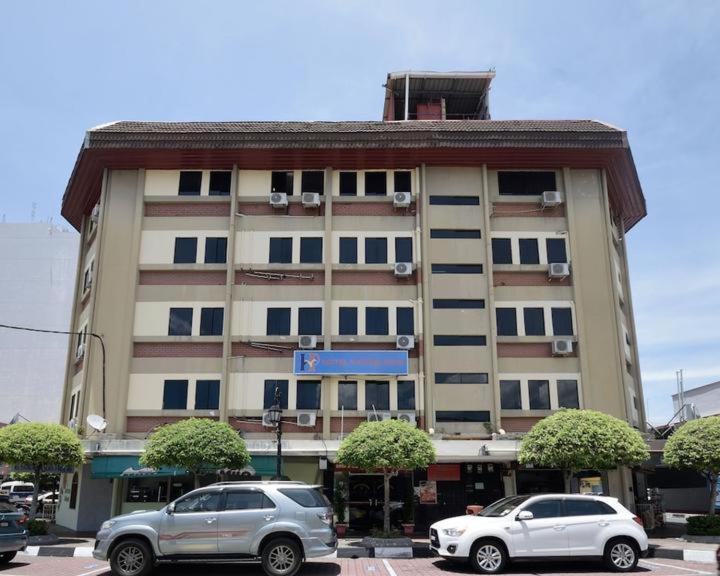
94,481,337,576
0,482,34,504
715,544,719,572
21,491,58,511
430,494,648,574
0,495,28,565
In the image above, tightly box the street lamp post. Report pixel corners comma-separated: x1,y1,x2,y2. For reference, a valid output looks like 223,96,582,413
267,387,283,479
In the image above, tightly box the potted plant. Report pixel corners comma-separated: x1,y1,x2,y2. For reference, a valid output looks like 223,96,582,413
401,491,415,536
334,488,348,538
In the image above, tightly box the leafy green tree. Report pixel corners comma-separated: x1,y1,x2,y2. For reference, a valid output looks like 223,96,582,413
336,420,435,534
664,416,720,515
0,423,83,518
518,409,648,482
140,418,250,489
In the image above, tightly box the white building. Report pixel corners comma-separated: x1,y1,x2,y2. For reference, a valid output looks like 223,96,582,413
672,380,720,418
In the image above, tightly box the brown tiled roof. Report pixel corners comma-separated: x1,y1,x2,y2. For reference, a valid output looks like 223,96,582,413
86,120,627,150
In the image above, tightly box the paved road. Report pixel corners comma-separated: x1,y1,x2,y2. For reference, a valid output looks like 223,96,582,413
1,555,716,576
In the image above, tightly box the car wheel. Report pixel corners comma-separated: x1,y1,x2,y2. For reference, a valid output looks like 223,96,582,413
261,537,302,576
604,538,639,572
470,539,508,574
109,538,153,576
0,551,17,564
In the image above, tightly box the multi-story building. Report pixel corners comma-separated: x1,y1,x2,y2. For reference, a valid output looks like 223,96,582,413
54,71,647,532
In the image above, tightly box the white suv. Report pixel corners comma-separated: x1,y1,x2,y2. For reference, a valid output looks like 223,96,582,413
430,494,648,573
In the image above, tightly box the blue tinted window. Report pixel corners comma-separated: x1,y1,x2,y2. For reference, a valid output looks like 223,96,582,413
339,238,357,263
435,411,490,422
397,380,415,410
174,238,197,264
523,308,545,336
267,308,291,335
168,308,193,336
396,307,414,336
297,380,321,410
365,381,389,410
300,238,323,263
269,238,292,264
492,238,512,264
178,171,202,196
428,196,479,205
552,308,574,336
496,308,518,336
204,237,227,264
163,380,188,409
435,373,488,384
366,307,389,335
500,380,521,409
546,238,568,264
264,380,288,409
430,229,481,239
338,381,357,410
200,308,224,336
395,237,413,262
339,307,357,335
365,238,388,264
433,299,485,309
298,308,322,335
431,264,483,274
195,380,220,410
433,335,486,346
519,239,540,264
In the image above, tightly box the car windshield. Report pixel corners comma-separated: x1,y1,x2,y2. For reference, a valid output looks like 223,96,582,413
13,487,33,494
480,495,532,517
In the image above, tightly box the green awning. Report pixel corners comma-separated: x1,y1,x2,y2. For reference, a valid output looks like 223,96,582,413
91,456,185,479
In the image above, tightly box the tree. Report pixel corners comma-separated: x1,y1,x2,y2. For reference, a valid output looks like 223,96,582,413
518,409,649,480
0,423,84,518
140,418,250,489
336,420,435,534
664,416,720,515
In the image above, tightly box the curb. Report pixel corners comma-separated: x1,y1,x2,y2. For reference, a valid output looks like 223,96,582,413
646,546,716,565
20,546,95,558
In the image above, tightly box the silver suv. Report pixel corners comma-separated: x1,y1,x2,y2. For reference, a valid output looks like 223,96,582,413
93,481,337,576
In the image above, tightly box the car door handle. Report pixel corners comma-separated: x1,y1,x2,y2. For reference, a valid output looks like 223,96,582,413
264,515,276,521
553,525,566,531
205,517,217,524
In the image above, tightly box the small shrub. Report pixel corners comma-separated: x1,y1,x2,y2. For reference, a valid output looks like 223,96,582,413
27,519,49,536
686,514,720,536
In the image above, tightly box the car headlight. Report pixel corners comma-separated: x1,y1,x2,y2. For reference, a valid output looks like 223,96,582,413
100,520,116,531
442,527,466,537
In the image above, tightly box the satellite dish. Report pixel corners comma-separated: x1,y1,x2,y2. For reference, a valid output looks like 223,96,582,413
87,414,108,432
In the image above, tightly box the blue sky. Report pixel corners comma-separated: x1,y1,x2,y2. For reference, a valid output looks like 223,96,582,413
1,0,718,424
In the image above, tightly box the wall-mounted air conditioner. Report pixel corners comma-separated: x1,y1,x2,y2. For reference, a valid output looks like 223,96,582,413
301,192,321,207
541,191,563,207
262,411,277,427
90,205,100,223
393,192,411,207
299,335,317,349
393,262,412,277
270,192,288,208
396,335,414,350
296,411,317,427
551,339,573,356
548,262,570,279
367,412,392,422
396,411,416,426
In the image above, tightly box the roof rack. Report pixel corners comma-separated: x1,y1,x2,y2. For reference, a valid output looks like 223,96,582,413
209,480,307,487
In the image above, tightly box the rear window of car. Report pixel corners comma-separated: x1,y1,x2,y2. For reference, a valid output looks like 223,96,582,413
564,499,616,516
12,486,33,494
278,488,330,508
0,502,17,512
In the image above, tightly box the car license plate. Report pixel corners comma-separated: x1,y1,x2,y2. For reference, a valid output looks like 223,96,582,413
0,521,9,527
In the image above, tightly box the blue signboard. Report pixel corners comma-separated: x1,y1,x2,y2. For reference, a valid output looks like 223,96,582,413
293,350,408,376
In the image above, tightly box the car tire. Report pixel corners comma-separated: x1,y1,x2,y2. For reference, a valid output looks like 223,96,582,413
261,537,303,576
0,551,17,564
469,539,508,574
604,537,639,572
109,538,154,576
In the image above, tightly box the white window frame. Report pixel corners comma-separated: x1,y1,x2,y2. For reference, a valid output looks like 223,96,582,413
499,373,583,411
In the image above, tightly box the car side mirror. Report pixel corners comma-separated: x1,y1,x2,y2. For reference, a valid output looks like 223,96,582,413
516,510,534,521
166,503,175,515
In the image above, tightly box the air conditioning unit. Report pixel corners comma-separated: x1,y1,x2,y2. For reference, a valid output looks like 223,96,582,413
548,262,570,279
396,335,415,350
541,191,563,207
90,205,100,223
298,335,317,349
394,262,412,277
84,276,93,292
296,411,317,427
367,412,392,422
551,339,573,356
393,192,411,207
262,411,277,428
396,411,417,426
269,192,288,208
301,192,321,207
75,343,85,360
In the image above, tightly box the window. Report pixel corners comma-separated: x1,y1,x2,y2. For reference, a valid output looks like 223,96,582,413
519,239,540,264
225,491,274,510
204,237,227,264
75,328,87,358
557,379,580,409
338,381,357,410
339,237,357,264
395,237,413,262
434,335,486,346
433,299,485,309
500,380,522,409
83,262,94,292
394,171,411,193
174,491,222,513
301,171,324,195
563,499,616,516
200,308,224,336
429,196,480,205
396,307,414,336
339,307,357,335
522,498,563,519
492,238,512,264
269,238,292,264
339,172,357,196
69,472,78,509
529,380,551,410
498,171,557,196
365,307,389,335
551,307,574,336
263,380,288,409
430,229,482,239
435,373,488,384
178,171,202,196
431,264,483,274
271,171,293,195
300,238,323,264
298,307,322,335
496,308,518,336
397,380,415,410
163,380,188,409
266,308,291,335
523,308,545,336
195,380,220,410
365,381,389,410
546,238,568,263
174,238,198,264
168,308,193,336
278,488,329,508
436,411,490,422
297,380,321,410
209,171,231,196
365,172,387,196
365,238,388,264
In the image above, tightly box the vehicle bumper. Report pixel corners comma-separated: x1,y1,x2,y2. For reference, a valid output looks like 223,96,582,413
92,537,110,561
302,535,338,558
0,534,28,554
429,529,468,559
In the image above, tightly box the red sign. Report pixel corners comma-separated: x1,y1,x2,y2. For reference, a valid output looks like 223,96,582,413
428,464,461,481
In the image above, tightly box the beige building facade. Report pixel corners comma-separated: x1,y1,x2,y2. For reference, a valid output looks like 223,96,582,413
55,72,647,531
